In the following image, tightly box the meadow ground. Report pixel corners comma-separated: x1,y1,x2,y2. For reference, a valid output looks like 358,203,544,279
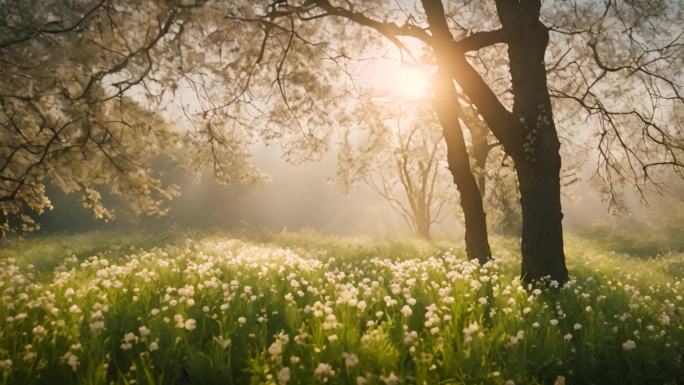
0,228,682,385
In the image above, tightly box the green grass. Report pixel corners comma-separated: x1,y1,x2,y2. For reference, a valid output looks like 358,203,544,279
574,224,684,258
0,229,682,385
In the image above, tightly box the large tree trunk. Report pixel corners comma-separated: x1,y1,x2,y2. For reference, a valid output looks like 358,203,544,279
420,0,567,278
433,72,491,264
415,216,431,241
498,0,568,283
516,157,568,283
412,201,432,240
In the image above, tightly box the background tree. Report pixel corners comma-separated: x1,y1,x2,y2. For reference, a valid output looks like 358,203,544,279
339,102,456,240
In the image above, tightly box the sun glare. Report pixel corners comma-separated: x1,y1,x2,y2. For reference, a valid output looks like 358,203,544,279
394,66,433,100
366,61,434,101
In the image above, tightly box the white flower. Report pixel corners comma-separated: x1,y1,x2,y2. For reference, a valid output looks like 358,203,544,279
532,322,540,328
214,336,231,349
68,305,81,314
356,376,368,385
462,321,480,342
184,318,197,331
622,339,636,351
278,367,291,385
343,353,359,368
384,295,397,307
174,314,184,328
32,325,46,337
400,305,413,317
149,341,159,352
61,352,79,371
658,313,671,326
549,319,558,326
323,314,338,330
573,323,582,330
123,332,136,343
90,320,105,333
138,326,151,337
403,331,418,346
0,359,12,370
268,341,283,356
554,375,566,385
22,345,36,362
121,332,136,350
478,297,488,305
314,363,334,379
381,371,399,385
238,317,247,325
564,333,573,341
463,322,479,334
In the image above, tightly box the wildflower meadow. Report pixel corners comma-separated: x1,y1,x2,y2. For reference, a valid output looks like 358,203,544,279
0,230,682,385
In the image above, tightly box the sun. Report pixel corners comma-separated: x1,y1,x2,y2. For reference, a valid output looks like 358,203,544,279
394,65,433,100
363,60,434,101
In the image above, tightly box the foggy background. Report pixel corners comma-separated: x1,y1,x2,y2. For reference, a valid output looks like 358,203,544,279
33,50,667,243
36,140,635,241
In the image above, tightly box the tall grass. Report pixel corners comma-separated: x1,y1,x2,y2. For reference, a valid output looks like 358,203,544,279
0,229,681,384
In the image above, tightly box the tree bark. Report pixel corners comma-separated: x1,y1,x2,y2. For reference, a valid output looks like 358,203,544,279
415,215,432,240
496,0,568,283
433,72,491,263
516,158,568,282
420,0,569,282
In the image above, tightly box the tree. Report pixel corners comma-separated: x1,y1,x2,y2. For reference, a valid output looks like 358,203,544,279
249,0,683,282
339,103,456,240
0,0,331,236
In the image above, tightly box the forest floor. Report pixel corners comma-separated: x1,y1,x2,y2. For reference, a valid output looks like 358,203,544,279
0,228,682,385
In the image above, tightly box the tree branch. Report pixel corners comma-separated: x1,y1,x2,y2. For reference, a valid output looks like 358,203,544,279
313,0,432,45
452,28,506,53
